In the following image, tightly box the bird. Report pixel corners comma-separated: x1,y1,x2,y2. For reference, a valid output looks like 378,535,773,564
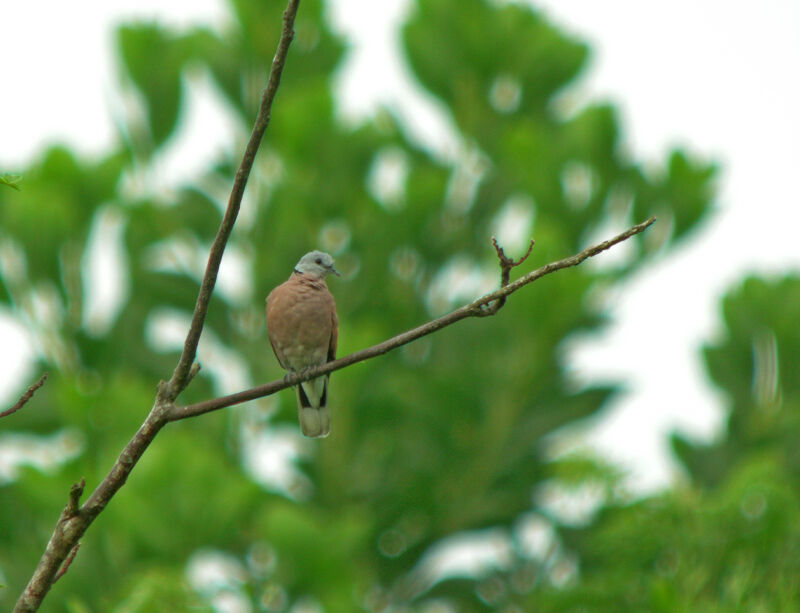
265,251,340,438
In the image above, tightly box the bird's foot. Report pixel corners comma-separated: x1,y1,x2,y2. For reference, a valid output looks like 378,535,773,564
296,366,315,381
285,368,314,384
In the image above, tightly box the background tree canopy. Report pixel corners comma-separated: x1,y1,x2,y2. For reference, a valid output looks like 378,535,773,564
1,0,798,611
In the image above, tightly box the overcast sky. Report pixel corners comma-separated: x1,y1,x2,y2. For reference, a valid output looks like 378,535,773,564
2,0,799,491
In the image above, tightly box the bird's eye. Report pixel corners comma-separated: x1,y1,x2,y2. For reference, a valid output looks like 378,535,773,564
315,258,322,265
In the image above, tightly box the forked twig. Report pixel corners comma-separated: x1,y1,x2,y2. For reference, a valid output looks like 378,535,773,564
475,237,536,316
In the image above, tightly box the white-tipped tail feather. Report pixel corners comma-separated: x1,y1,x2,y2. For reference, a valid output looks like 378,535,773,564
298,405,330,438
296,376,330,438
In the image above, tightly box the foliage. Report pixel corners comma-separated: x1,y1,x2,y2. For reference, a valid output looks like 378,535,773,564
0,174,22,190
673,276,800,487
521,276,800,612
9,0,790,611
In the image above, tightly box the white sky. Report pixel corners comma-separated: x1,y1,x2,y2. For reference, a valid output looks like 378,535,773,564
2,0,799,491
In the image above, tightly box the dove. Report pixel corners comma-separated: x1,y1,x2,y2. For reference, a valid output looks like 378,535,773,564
266,251,339,438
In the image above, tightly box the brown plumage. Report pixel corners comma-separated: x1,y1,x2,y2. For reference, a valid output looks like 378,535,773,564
265,251,339,438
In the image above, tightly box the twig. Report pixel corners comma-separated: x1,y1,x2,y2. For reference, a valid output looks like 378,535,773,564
12,2,302,611
65,479,85,518
186,362,202,386
0,372,47,419
167,217,656,422
53,544,80,584
477,237,536,316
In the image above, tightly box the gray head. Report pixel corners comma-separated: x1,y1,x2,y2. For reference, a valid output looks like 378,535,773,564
294,250,341,278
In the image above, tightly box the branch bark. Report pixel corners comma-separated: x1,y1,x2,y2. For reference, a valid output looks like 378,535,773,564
13,2,302,611
0,372,47,419
167,216,656,422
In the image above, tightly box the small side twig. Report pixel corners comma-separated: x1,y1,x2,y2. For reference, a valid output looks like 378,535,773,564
477,237,536,316
186,362,202,386
65,479,85,518
0,372,48,419
52,544,80,584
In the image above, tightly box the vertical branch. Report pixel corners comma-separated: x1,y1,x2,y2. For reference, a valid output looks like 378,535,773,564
13,2,303,611
167,0,301,399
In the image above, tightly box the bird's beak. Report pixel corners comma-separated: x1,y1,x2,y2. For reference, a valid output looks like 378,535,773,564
331,266,342,277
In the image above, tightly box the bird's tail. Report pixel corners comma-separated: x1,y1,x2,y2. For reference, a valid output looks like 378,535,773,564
297,404,330,438
296,376,330,438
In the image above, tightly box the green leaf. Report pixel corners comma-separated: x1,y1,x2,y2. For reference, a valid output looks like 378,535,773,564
0,173,21,190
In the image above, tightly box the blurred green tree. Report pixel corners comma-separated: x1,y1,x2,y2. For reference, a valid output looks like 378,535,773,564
0,0,724,610
520,276,800,612
0,174,22,190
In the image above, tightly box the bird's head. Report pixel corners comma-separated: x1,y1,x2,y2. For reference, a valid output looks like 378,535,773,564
294,250,341,278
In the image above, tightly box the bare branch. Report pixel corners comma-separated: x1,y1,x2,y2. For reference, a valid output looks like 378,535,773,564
13,0,655,605
0,372,47,419
167,217,656,422
13,3,303,611
167,0,301,400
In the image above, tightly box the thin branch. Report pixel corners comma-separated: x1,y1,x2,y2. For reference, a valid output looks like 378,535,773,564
13,0,654,605
13,3,302,611
167,216,656,422
52,544,80,584
0,372,47,419
167,0,301,400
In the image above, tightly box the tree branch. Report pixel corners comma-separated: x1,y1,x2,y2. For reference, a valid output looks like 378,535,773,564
0,372,47,419
166,0,300,400
13,2,302,611
167,216,656,422
13,0,655,605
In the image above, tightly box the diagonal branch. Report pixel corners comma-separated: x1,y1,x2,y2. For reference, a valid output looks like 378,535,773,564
167,0,301,400
167,216,656,422
13,0,654,607
0,372,48,419
13,2,302,611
